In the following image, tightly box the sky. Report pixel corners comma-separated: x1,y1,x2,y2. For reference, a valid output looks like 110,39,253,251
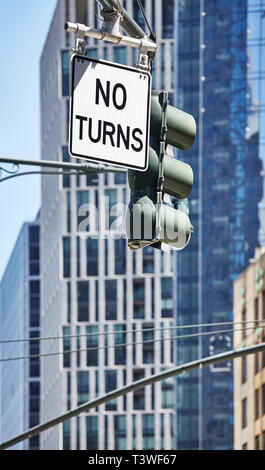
0,0,57,280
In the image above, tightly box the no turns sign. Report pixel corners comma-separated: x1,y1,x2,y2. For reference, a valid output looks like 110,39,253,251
69,54,151,171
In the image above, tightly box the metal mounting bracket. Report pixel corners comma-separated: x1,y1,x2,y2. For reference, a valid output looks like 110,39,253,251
72,23,87,55
100,8,122,36
137,38,153,71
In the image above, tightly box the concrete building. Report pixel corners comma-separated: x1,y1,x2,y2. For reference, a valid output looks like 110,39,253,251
233,247,265,450
39,0,265,450
0,215,40,449
40,0,175,450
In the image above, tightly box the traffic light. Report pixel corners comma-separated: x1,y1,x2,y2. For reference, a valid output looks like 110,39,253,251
126,91,196,251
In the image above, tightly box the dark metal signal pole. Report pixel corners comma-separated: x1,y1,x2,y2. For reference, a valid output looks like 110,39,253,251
1,342,265,450
97,0,146,38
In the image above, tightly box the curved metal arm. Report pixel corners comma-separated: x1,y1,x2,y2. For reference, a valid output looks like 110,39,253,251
0,170,86,184
0,164,20,179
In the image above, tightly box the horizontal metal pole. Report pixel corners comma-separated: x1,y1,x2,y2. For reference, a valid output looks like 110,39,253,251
1,341,265,450
97,0,146,39
65,21,156,53
0,156,126,173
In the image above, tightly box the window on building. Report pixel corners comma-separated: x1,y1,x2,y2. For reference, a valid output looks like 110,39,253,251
85,47,97,58
161,42,165,89
255,297,259,322
113,46,127,65
161,277,173,317
162,376,174,409
105,280,117,320
62,146,71,188
242,308,246,339
86,416,98,450
105,189,117,230
242,443,247,450
77,190,89,232
143,245,154,273
29,280,40,327
67,371,71,410
67,282,71,323
29,381,40,433
67,191,71,232
95,280,99,322
162,0,174,38
242,356,247,383
29,331,40,377
105,370,117,411
63,326,71,368
114,415,127,450
142,324,154,364
142,414,154,450
77,371,89,405
255,352,259,374
133,278,145,319
242,398,247,428
115,238,126,274
115,172,127,184
29,435,39,450
115,324,126,365
76,326,81,367
63,237,71,278
132,414,137,449
76,416,80,450
86,325,98,366
77,281,89,321
75,0,87,23
29,225,40,275
66,97,70,140
255,389,259,420
86,238,98,276
262,290,265,320
61,50,69,96
77,236,80,277
133,369,145,410
255,435,260,450
262,384,265,415
86,173,98,186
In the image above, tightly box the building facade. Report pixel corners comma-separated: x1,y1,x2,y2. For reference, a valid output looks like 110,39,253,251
233,247,265,450
0,217,40,449
40,0,176,450
175,0,262,449
40,0,264,451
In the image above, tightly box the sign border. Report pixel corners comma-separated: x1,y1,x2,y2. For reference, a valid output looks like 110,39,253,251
69,54,151,172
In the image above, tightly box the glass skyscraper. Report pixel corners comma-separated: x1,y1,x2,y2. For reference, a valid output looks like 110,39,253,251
0,216,40,449
175,0,263,449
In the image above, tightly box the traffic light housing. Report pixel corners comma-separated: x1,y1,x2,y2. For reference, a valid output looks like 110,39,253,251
126,91,196,251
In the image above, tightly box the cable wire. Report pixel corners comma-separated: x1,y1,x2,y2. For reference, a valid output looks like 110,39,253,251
136,0,156,41
0,319,264,345
0,324,263,363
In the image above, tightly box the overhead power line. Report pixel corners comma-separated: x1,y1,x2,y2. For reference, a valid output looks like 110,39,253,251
136,0,156,41
0,324,264,363
0,319,264,345
1,341,265,450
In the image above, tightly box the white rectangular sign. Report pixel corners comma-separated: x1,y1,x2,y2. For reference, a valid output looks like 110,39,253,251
69,54,151,171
